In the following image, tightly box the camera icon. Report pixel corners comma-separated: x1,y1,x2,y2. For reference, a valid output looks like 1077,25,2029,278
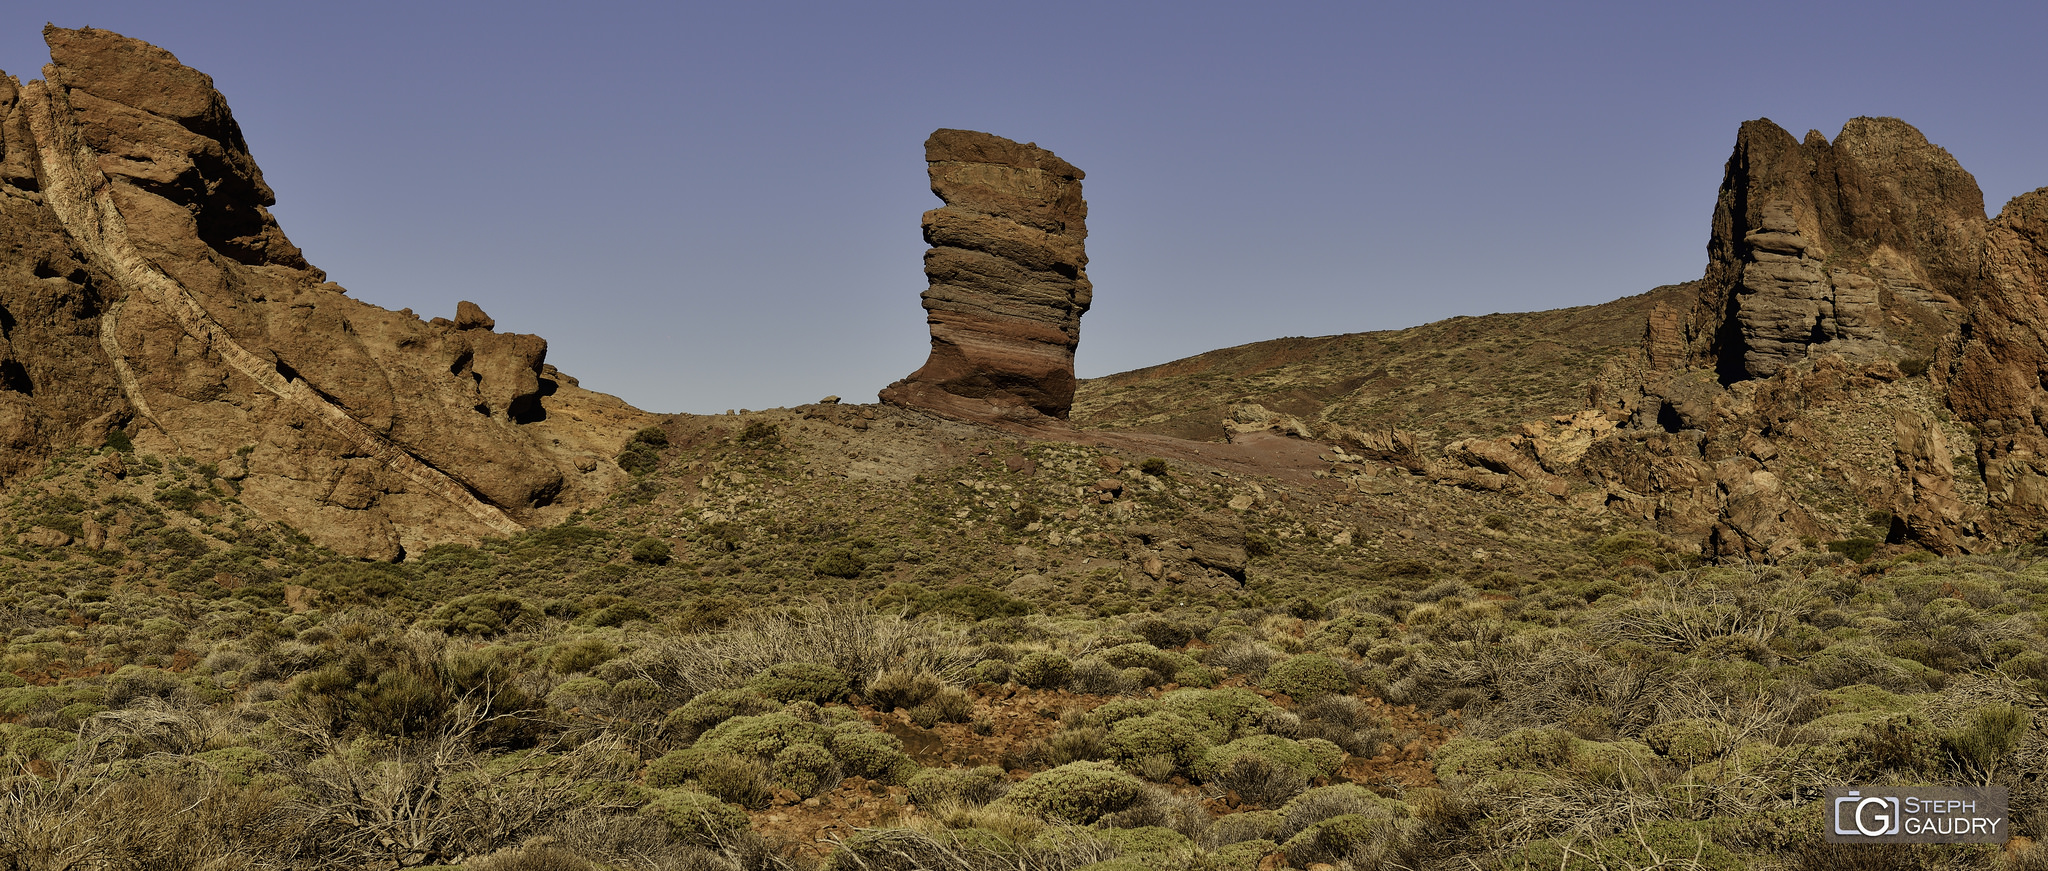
1834,791,1902,837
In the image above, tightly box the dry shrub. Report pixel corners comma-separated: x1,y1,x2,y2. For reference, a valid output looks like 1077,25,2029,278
0,762,303,869
629,602,971,697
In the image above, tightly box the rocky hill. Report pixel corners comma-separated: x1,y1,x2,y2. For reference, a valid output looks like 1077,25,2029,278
1077,115,2048,565
1,26,2047,871
0,27,652,560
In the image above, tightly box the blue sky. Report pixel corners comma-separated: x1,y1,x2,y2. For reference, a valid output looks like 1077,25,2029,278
5,2,2045,414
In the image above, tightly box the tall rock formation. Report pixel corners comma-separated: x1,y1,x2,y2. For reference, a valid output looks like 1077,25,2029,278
1677,117,1984,382
880,129,1091,426
0,26,647,559
1942,188,2048,528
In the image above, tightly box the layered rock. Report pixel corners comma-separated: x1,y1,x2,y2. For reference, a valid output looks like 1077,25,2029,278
880,129,1091,426
1679,118,1984,382
0,27,648,558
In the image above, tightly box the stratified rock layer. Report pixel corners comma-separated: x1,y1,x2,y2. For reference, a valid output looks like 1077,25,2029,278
0,27,649,558
880,129,1090,426
1681,118,1984,381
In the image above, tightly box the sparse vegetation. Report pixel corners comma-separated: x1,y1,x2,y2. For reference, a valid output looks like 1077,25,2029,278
0,419,2044,870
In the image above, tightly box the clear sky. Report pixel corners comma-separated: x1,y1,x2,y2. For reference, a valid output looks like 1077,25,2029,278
5,2,2045,414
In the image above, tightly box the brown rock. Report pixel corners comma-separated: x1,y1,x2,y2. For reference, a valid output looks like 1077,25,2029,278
1686,117,1985,381
454,300,496,331
1946,188,2048,528
880,129,1090,426
0,27,653,558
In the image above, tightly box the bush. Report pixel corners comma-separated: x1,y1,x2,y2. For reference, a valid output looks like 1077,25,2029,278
1262,653,1351,700
1197,735,1344,784
1282,813,1415,868
867,670,943,712
632,426,670,447
1108,714,1211,776
994,761,1149,824
772,742,838,797
908,686,974,727
693,753,774,808
582,600,650,628
1826,538,1879,562
814,548,865,578
429,593,542,637
1220,752,1310,807
1140,458,1170,476
630,538,672,564
1944,703,2029,777
549,637,617,674
663,689,780,742
831,725,918,783
1160,688,1273,742
746,662,850,705
907,765,1007,808
1015,652,1073,690
642,789,750,847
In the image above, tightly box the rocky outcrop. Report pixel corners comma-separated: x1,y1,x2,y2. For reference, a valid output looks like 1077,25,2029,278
880,129,1091,426
0,27,649,558
1679,118,1984,382
1942,189,2048,527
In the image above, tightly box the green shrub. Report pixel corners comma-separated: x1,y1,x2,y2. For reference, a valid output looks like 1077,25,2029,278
104,429,134,452
867,670,943,712
155,486,203,512
994,761,1149,824
549,637,617,674
1826,538,1879,562
772,742,838,797
1277,784,1406,840
1108,714,1211,776
632,426,670,447
1211,750,1309,808
689,711,831,760
830,725,917,783
1015,652,1073,689
1160,688,1273,743
1139,458,1170,476
1642,719,1728,766
746,662,851,705
642,789,750,847
429,593,541,637
1281,813,1416,868
693,754,774,808
630,538,672,565
664,689,780,742
1206,839,1280,871
1197,735,1344,784
1944,703,2030,777
814,548,865,578
906,765,1006,808
908,686,974,727
1262,653,1351,700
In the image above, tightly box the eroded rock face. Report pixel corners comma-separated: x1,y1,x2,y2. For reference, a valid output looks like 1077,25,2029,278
880,129,1090,426
1680,118,1984,382
0,27,648,558
1943,189,2048,527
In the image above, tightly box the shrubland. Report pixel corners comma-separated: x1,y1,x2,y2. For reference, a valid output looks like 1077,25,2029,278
0,425,2044,870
